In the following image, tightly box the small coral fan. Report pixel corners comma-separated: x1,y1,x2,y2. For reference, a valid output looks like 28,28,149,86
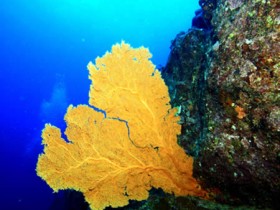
36,42,207,210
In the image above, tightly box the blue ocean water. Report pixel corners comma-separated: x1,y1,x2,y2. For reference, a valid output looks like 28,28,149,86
0,0,198,209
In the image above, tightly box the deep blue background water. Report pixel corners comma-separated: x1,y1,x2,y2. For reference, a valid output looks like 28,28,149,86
0,0,198,209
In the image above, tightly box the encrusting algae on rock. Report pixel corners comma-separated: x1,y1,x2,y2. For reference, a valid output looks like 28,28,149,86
36,42,208,210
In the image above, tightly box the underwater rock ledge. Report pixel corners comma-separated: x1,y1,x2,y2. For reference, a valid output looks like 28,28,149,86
162,0,280,209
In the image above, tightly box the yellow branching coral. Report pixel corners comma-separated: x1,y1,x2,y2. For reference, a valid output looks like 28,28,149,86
36,42,207,210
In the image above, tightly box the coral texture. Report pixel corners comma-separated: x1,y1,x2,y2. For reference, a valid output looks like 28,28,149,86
36,42,207,210
163,0,279,208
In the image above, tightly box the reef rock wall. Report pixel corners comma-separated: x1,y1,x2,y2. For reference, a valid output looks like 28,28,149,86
162,0,280,208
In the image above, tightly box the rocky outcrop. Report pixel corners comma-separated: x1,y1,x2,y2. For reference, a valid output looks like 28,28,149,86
162,0,280,208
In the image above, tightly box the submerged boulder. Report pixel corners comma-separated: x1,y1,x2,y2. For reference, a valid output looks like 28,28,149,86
163,0,280,208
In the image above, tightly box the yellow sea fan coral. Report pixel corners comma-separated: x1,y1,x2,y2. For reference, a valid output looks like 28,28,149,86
87,42,174,148
36,42,207,210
